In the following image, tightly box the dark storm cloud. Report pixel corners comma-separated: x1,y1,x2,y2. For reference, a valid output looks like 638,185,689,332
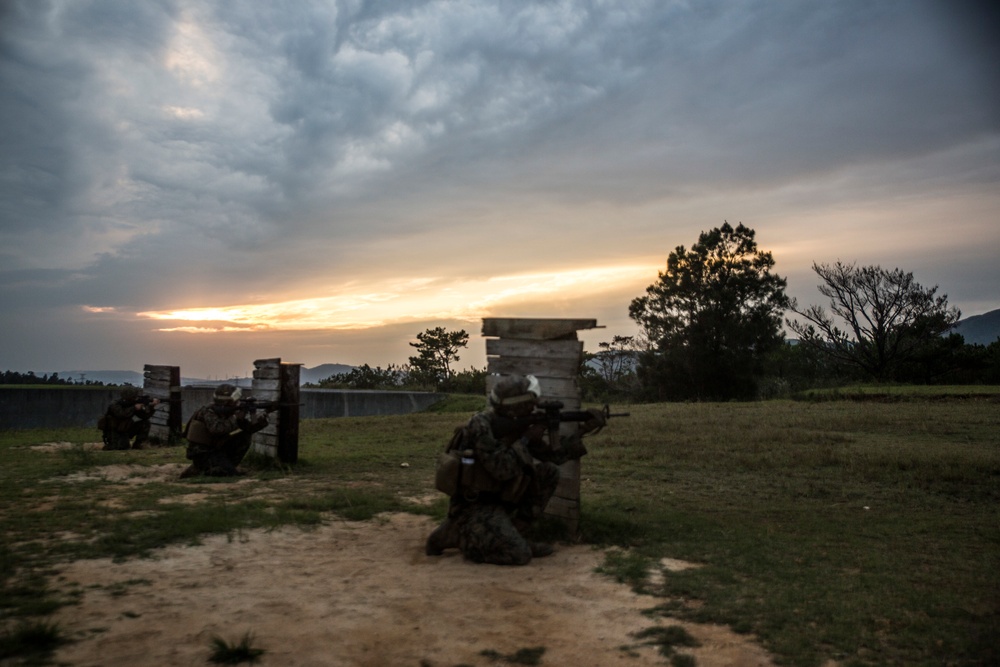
1,0,997,372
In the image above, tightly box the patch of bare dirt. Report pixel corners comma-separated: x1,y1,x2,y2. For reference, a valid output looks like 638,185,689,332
52,513,775,667
29,441,105,452
56,463,213,485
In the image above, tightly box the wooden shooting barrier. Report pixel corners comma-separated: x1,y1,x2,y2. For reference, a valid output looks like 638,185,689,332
142,364,182,445
250,358,302,463
482,317,601,536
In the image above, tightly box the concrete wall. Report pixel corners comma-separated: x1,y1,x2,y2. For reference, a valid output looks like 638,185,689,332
0,386,445,430
0,387,122,430
300,388,444,419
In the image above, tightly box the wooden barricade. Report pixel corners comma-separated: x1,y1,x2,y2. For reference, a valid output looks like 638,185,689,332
482,317,600,536
142,364,182,445
250,358,302,463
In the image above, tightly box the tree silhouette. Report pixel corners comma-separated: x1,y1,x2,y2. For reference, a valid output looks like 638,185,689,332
787,261,961,381
407,327,469,389
629,222,789,400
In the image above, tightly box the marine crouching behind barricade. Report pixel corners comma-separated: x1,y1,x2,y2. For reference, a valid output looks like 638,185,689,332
180,384,270,479
99,386,159,451
426,374,607,565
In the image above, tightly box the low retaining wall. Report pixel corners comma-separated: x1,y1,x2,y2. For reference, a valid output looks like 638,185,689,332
0,387,122,430
0,387,445,430
299,388,445,419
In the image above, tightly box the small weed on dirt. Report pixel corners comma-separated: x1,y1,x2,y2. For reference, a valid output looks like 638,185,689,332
209,631,266,664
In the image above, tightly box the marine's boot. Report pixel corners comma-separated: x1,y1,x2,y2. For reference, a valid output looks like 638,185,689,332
425,519,459,556
179,464,202,479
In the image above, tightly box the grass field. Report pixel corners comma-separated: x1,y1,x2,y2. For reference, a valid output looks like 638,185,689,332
1,393,997,666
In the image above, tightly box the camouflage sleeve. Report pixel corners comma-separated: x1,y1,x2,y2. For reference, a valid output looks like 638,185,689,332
237,413,269,434
200,406,240,437
107,400,134,421
529,433,587,465
468,412,532,482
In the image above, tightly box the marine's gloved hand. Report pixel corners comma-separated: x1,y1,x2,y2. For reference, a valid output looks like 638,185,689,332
580,407,607,435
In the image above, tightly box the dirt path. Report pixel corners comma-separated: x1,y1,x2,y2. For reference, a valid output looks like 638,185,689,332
51,510,775,667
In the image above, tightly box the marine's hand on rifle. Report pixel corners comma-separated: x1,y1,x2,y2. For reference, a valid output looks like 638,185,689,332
238,397,283,415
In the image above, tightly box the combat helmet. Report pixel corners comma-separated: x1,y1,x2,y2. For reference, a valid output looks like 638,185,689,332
120,386,141,401
489,374,541,408
213,383,242,403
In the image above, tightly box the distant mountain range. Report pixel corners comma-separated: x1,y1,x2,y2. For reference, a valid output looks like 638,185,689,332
299,364,355,385
952,308,1000,346
56,364,356,387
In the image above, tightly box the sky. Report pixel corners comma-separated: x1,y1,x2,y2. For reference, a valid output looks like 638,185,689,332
2,0,998,379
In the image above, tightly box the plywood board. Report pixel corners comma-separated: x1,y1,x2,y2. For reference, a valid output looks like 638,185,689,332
481,318,599,340
486,339,583,359
252,366,282,380
485,375,579,403
487,355,580,377
543,495,580,520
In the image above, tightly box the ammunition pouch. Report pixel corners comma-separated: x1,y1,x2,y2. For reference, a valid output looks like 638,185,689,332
434,447,529,503
184,417,214,446
434,449,464,496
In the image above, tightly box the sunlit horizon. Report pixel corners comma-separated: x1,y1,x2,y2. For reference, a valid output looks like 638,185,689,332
134,264,658,333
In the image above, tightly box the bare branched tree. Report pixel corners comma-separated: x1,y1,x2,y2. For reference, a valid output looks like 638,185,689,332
787,262,960,381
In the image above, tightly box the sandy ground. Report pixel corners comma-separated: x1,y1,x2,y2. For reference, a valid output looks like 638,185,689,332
39,451,775,667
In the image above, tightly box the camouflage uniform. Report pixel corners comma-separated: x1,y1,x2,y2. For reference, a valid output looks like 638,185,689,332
102,387,155,450
427,375,596,566
181,384,268,478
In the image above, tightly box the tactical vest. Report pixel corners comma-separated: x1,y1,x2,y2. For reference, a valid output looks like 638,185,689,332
434,424,530,503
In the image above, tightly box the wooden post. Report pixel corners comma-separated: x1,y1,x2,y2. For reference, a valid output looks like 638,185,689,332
278,362,301,463
481,318,601,537
142,364,182,445
250,358,301,463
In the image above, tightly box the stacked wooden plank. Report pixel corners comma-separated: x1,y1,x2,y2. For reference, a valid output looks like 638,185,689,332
250,358,301,463
142,364,181,445
482,317,600,536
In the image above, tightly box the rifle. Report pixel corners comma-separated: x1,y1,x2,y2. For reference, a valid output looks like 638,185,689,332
494,400,630,440
136,395,182,408
236,397,303,416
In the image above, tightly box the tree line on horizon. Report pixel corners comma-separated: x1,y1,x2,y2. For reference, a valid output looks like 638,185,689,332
7,222,995,400
0,370,113,387
315,221,999,401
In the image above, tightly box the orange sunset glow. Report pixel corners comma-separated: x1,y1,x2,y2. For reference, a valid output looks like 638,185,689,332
136,264,657,333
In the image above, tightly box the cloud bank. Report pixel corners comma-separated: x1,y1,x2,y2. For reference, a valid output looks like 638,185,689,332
1,0,997,374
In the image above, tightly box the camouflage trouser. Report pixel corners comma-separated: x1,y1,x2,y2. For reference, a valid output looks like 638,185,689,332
451,462,560,566
185,434,253,476
103,420,150,450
